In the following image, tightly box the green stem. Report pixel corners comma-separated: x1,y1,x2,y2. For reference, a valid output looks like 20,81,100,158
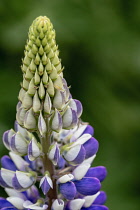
39,121,57,209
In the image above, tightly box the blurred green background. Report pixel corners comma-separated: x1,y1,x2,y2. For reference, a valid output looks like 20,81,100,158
0,0,140,209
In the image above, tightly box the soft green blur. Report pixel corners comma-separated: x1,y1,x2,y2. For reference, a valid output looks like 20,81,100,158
0,0,140,209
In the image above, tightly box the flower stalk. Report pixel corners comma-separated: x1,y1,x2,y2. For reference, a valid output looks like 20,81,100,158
0,16,108,210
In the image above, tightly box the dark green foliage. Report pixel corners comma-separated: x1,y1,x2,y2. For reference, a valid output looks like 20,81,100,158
0,1,140,209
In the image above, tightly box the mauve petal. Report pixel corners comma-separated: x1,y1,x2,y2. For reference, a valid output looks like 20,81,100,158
85,166,107,182
59,181,77,200
81,205,108,210
0,198,14,208
1,156,17,171
12,174,22,191
57,156,66,169
1,207,18,210
83,137,99,159
93,191,107,205
74,177,101,196
82,125,94,136
40,178,51,195
71,145,86,165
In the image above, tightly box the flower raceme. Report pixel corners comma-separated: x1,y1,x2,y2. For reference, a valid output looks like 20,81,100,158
0,16,108,210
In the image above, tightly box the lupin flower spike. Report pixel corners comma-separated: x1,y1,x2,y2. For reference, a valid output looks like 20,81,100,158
0,16,108,210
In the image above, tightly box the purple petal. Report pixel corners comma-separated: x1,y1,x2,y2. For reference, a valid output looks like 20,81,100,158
24,156,36,171
85,166,107,182
71,145,86,165
74,177,101,195
40,178,51,195
0,198,14,208
1,208,18,210
75,99,83,117
12,174,23,191
1,156,17,171
93,191,107,205
24,185,39,203
59,181,77,200
83,137,99,159
81,205,108,210
2,130,10,149
82,125,94,136
54,145,60,165
57,156,66,169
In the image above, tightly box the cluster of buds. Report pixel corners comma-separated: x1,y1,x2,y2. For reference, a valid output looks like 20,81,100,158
0,16,108,210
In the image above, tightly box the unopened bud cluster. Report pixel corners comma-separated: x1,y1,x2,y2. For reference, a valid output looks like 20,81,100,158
16,16,82,134
0,16,108,210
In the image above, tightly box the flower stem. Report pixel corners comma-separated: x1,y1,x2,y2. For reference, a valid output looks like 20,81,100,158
39,120,57,209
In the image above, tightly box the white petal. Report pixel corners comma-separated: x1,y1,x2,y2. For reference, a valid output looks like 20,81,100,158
82,154,96,165
73,134,91,145
70,125,88,142
69,199,85,210
1,168,15,187
9,152,29,171
73,163,90,180
7,197,25,209
23,200,48,210
5,188,26,199
48,143,56,160
31,137,41,158
16,171,34,188
64,144,81,161
57,174,74,183
52,199,64,210
83,192,100,207
46,176,53,189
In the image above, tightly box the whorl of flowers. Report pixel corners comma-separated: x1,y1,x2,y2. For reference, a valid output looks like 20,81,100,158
0,16,108,210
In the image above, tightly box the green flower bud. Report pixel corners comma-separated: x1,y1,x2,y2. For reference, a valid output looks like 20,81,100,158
28,78,36,96
42,36,47,46
48,49,54,59
25,68,33,80
32,44,38,54
16,107,27,125
52,54,59,66
24,108,36,130
47,77,54,97
42,70,48,85
42,53,47,65
44,93,52,114
23,78,29,90
38,62,44,76
21,64,28,73
46,58,52,72
34,69,40,85
49,65,58,80
53,75,63,90
22,92,33,109
29,59,36,72
38,80,45,99
38,111,47,136
33,91,41,113
28,49,35,59
44,43,51,53
35,37,41,47
56,62,62,73
23,54,31,66
34,53,40,65
18,88,26,102
39,45,44,55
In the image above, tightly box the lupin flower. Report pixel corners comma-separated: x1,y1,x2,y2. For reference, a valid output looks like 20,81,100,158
0,16,108,210
39,172,53,195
